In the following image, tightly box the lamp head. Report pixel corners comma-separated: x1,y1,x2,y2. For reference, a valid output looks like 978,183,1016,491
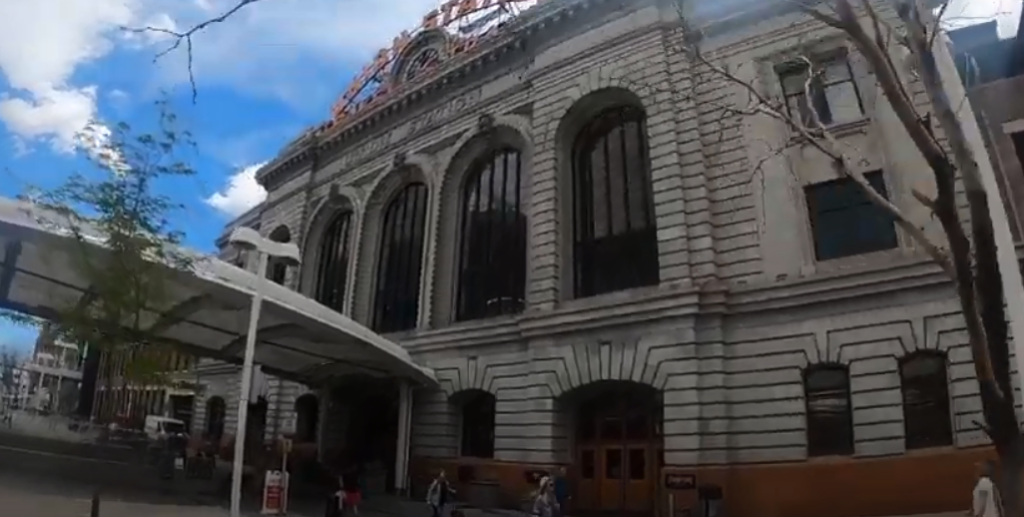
228,227,261,252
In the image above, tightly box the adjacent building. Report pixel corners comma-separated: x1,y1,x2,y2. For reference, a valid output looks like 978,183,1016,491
21,332,83,413
91,342,199,427
199,1,1024,516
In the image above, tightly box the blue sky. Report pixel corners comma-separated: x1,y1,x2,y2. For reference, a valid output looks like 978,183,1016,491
0,0,1018,355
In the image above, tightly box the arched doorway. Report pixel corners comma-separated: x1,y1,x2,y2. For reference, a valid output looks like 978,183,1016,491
570,381,661,517
295,394,319,443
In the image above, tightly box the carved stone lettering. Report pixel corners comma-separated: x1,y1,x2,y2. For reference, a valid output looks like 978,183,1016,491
408,88,482,135
331,87,482,175
336,131,395,170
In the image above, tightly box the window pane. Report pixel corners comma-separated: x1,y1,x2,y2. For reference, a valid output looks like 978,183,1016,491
805,366,853,456
806,171,897,261
824,81,862,124
605,449,622,480
901,354,954,449
628,449,646,480
780,67,809,95
600,417,623,441
590,142,610,239
821,59,852,83
572,107,660,298
373,183,428,332
625,413,648,441
456,149,526,321
315,212,352,312
606,125,628,235
623,120,650,228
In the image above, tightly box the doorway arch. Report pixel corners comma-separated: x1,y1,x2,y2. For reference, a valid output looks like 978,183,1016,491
567,381,662,517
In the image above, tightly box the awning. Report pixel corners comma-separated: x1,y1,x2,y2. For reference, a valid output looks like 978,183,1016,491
0,197,436,387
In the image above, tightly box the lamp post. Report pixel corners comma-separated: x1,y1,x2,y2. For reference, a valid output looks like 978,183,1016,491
227,227,301,517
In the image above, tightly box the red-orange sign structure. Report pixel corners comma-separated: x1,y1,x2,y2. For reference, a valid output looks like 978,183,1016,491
330,0,542,125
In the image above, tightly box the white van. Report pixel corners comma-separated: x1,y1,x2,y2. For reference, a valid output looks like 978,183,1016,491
143,415,188,441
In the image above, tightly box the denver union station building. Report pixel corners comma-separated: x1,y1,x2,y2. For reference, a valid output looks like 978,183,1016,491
189,0,1015,516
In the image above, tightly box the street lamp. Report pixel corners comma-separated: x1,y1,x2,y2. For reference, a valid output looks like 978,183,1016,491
227,227,301,517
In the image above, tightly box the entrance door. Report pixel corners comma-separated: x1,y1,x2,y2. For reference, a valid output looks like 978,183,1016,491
571,383,660,517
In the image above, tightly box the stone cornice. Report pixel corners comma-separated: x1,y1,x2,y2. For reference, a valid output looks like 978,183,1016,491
400,254,962,353
256,0,611,191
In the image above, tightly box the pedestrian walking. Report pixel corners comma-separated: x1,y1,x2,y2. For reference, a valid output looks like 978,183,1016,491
532,476,555,517
551,467,569,517
973,460,1003,517
426,469,456,517
342,467,362,515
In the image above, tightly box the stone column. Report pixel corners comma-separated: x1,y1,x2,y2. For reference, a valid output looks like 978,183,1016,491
394,381,414,493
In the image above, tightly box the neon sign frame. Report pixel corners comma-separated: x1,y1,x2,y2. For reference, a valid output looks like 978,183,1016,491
329,0,542,125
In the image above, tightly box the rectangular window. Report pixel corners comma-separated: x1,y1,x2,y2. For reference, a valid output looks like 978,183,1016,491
805,170,898,261
778,55,863,127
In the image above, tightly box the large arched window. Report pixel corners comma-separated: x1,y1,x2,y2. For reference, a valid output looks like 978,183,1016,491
900,351,953,449
804,364,854,457
458,390,496,459
314,211,354,312
456,148,526,321
205,396,226,443
373,182,429,333
572,106,659,298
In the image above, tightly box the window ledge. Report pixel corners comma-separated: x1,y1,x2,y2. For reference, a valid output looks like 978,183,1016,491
788,117,870,145
804,246,911,277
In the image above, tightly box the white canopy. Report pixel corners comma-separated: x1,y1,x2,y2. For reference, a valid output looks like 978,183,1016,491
0,197,436,387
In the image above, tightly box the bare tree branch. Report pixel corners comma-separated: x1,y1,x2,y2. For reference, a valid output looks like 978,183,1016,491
123,0,266,103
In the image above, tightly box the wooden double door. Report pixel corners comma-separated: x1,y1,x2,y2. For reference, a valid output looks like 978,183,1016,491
571,384,661,516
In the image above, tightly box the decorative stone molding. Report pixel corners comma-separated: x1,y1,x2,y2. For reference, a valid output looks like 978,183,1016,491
539,65,655,154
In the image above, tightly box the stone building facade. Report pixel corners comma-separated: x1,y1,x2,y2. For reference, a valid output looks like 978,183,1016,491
213,1,1022,516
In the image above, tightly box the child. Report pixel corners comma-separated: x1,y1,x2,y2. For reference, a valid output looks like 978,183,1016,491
342,468,362,515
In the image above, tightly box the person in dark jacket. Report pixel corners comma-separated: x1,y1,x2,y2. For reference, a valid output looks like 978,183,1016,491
551,467,569,517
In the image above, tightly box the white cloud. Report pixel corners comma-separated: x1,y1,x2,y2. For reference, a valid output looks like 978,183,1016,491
205,162,268,217
0,0,139,152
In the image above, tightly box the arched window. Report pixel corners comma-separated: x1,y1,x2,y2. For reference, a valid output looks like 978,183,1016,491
373,182,429,333
205,396,226,442
572,106,659,298
314,211,354,312
804,364,854,457
456,148,527,321
459,390,496,458
900,351,953,449
267,226,291,286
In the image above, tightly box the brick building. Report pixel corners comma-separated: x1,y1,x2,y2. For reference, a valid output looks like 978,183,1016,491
198,1,1024,516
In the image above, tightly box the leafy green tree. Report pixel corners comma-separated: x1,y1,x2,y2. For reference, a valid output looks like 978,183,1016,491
2,100,198,384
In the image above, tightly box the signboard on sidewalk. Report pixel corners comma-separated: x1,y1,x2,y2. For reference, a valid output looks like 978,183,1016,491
261,470,290,515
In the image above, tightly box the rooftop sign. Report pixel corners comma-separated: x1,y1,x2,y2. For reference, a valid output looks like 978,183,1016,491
329,0,541,125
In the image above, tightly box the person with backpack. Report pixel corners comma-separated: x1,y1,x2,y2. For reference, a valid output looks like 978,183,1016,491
973,460,1003,517
427,470,456,517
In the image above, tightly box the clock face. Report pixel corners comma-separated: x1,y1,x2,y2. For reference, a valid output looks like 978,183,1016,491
405,47,442,81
